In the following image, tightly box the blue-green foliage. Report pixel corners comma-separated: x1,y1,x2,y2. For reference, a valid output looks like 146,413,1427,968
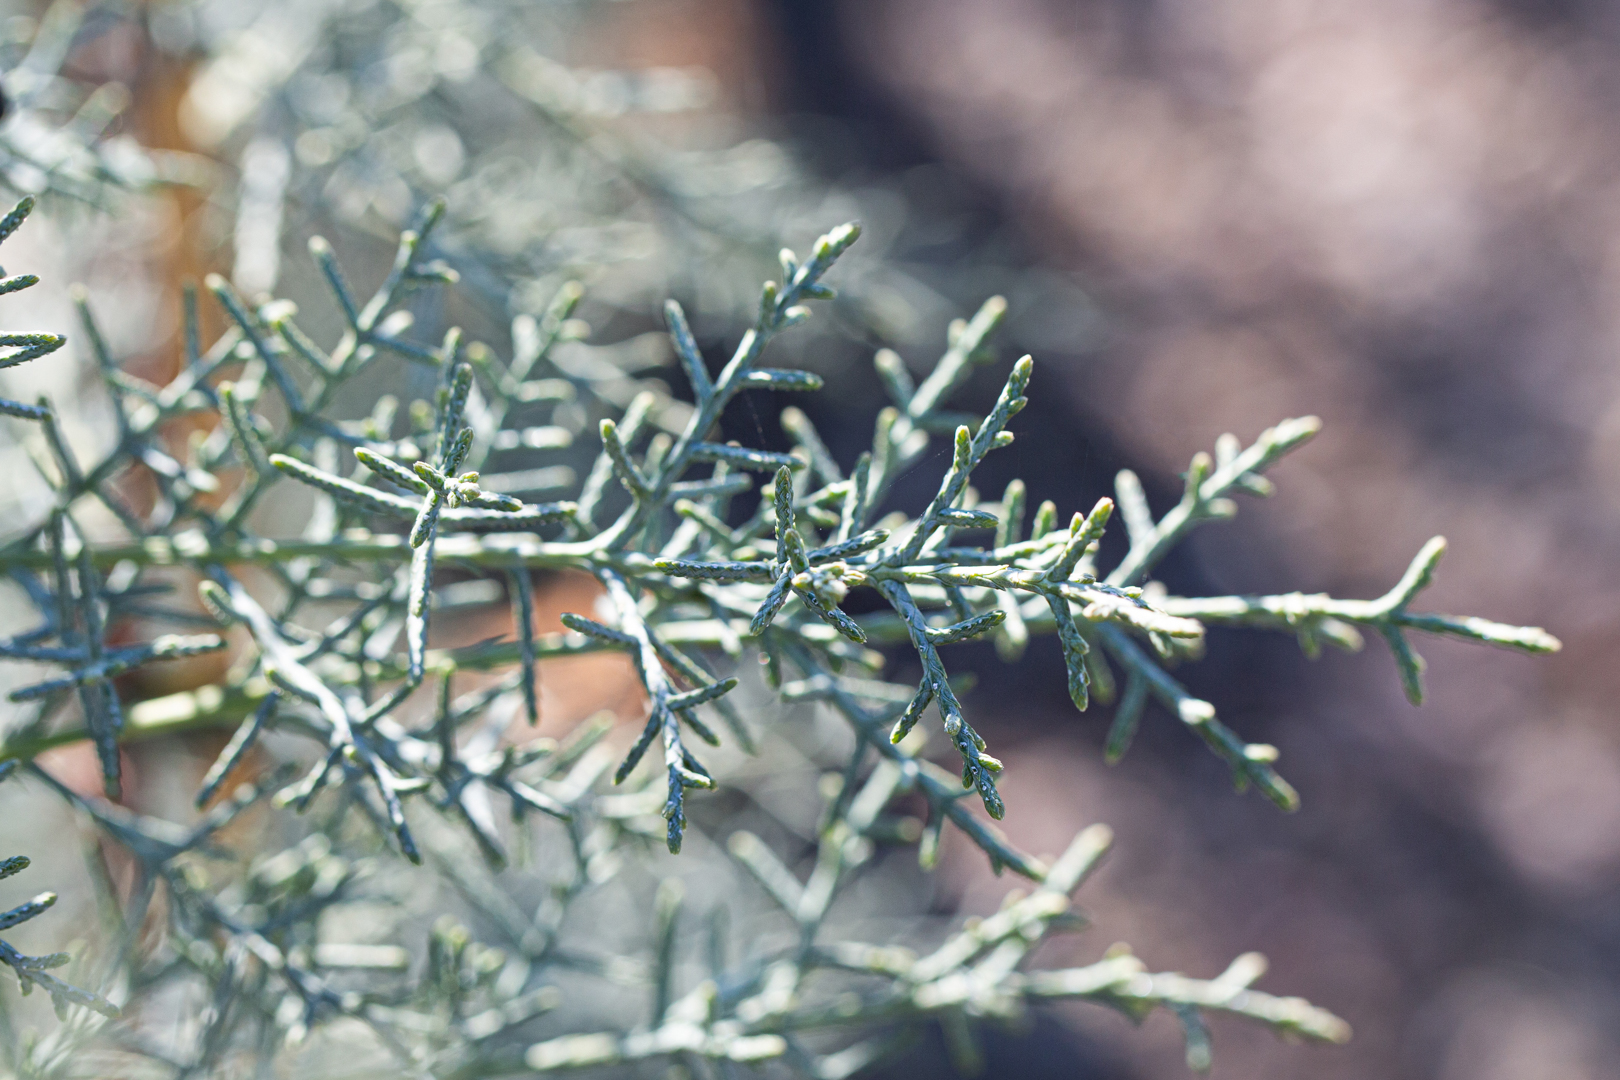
0,188,1558,1074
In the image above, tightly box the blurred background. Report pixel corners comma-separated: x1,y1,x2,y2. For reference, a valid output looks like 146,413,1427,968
791,2,1617,1077
0,0,1610,1076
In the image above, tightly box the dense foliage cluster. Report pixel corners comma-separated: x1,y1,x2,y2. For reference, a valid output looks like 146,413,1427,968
0,1,1560,1076
0,190,1559,1074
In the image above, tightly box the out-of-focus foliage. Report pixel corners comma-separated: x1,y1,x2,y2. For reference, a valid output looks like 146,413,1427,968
184,0,875,328
0,3,204,204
